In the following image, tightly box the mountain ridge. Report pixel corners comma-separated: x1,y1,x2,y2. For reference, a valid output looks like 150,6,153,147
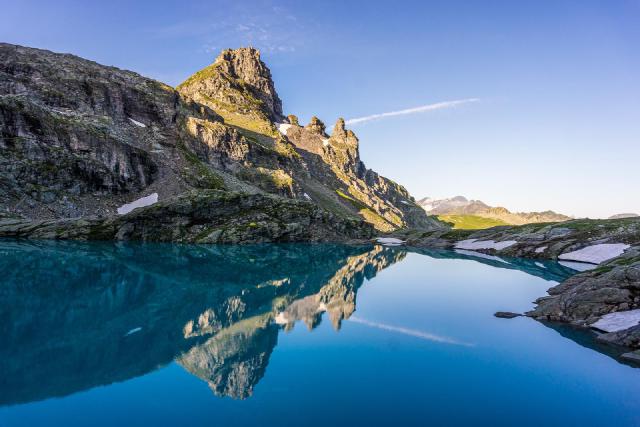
0,42,444,241
418,195,571,226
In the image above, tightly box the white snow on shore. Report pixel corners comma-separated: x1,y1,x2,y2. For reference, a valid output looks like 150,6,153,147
558,261,597,272
117,193,158,215
128,117,146,128
455,239,517,251
591,309,640,333
376,237,405,246
277,123,292,135
535,246,547,253
558,243,630,264
455,249,509,264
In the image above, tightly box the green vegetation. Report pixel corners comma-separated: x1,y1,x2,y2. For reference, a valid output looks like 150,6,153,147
440,228,478,240
237,167,293,193
176,63,222,90
438,214,509,230
336,189,395,232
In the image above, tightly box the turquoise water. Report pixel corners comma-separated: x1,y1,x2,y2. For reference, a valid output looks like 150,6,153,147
0,240,639,426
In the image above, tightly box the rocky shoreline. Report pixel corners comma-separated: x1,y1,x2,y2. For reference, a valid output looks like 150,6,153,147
390,218,640,358
0,190,374,244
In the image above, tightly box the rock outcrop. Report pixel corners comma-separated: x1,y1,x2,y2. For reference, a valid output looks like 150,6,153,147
0,190,374,244
528,246,640,324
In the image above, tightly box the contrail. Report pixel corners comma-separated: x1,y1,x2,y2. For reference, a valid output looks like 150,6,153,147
349,316,474,347
345,98,479,125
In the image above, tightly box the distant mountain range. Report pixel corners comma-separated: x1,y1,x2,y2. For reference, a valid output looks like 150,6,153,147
609,213,639,219
418,196,571,227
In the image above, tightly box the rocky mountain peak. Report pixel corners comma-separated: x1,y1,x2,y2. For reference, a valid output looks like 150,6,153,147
179,47,283,121
287,114,299,126
214,47,282,119
305,116,327,136
332,118,347,138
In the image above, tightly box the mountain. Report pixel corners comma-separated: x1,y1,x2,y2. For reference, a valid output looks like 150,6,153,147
0,43,443,242
418,195,571,228
609,213,639,219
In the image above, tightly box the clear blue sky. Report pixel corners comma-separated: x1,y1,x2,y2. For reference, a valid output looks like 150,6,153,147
2,0,639,218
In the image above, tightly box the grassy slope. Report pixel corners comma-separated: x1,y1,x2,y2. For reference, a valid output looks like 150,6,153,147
438,214,509,230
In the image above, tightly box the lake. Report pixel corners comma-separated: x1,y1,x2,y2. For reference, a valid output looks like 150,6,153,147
0,240,639,426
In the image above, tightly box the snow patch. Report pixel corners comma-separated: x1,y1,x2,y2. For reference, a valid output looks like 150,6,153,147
455,239,517,251
558,243,630,264
558,261,597,272
455,249,509,264
303,192,312,201
322,138,330,147
277,122,292,135
117,193,158,215
400,201,410,205
535,262,547,269
376,237,405,246
535,246,547,253
128,117,146,128
591,309,640,333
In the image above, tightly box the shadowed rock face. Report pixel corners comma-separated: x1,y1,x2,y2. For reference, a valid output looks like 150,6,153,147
0,240,404,405
0,43,236,219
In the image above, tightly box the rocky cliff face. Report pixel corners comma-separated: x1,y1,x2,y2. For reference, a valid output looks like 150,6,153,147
176,47,443,232
0,43,441,235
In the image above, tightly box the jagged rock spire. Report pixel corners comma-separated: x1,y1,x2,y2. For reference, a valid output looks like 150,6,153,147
287,114,299,126
213,48,283,119
178,47,283,121
305,116,327,136
332,118,347,138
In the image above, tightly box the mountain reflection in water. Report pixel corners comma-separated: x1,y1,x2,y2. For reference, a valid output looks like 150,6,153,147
0,239,601,407
0,241,404,404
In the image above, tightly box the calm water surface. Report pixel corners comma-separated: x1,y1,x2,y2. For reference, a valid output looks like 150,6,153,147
0,240,638,426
